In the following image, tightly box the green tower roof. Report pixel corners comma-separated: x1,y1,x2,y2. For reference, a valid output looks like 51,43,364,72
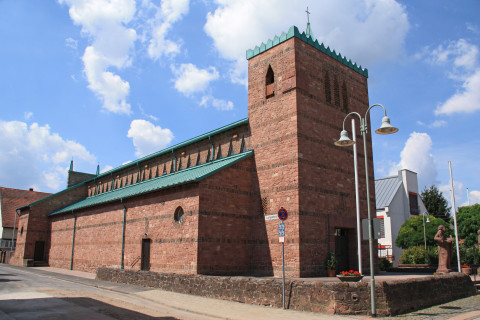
246,26,368,78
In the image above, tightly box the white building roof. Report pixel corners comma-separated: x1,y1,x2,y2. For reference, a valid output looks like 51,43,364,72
375,175,402,209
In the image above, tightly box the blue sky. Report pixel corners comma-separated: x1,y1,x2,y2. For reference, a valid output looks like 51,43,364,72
0,0,479,207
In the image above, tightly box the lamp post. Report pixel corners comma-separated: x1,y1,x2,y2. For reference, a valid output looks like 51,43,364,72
334,104,398,317
422,212,430,251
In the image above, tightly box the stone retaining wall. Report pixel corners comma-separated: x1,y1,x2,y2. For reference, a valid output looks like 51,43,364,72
96,268,476,316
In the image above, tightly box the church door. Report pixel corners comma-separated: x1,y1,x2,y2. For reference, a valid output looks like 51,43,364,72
141,238,151,271
34,241,45,261
335,228,350,272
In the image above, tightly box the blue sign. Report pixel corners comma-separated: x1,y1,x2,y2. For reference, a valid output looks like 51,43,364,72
279,222,285,236
278,207,288,220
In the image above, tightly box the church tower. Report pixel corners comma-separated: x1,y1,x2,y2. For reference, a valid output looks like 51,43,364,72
247,26,374,276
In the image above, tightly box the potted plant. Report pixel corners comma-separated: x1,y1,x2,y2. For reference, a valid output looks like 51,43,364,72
461,263,472,275
337,270,364,282
324,251,338,277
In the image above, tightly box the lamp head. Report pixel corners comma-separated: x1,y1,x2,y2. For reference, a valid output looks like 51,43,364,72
375,116,399,135
334,130,355,147
426,217,430,223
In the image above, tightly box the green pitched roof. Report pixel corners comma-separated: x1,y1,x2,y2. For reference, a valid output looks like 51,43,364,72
17,118,249,211
49,150,253,216
246,26,368,78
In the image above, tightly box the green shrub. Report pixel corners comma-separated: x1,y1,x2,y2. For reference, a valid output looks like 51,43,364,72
379,258,392,271
400,246,429,264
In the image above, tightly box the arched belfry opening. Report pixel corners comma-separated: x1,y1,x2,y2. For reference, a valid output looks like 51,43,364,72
265,65,275,98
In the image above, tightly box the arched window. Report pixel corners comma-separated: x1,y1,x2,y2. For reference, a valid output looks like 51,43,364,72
266,65,274,98
334,77,340,107
174,206,185,223
342,81,349,114
324,71,331,104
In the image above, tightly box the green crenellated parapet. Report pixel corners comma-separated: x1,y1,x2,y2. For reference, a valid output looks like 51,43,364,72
246,25,368,78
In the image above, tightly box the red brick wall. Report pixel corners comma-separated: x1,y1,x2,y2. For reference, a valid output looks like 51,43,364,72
49,185,200,273
10,185,87,266
197,157,258,275
293,38,375,275
247,36,376,276
248,38,301,276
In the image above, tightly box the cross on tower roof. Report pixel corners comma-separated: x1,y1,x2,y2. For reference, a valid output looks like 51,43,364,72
305,7,312,38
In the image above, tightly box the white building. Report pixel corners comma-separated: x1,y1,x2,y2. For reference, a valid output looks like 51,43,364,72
375,169,428,266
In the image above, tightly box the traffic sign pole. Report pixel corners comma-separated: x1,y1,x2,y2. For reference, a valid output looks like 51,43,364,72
282,240,285,310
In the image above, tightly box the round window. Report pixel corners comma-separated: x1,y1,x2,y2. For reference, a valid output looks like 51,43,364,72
174,206,184,223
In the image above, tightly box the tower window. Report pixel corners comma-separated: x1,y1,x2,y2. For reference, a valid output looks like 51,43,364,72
266,65,274,98
324,71,331,104
342,81,349,114
334,77,340,107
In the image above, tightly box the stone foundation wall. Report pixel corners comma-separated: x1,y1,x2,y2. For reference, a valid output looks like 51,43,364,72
96,268,476,316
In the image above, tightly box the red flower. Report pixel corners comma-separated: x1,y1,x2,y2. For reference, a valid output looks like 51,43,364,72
461,264,470,268
339,270,362,276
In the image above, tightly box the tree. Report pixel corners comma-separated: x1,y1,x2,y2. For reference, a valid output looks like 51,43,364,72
457,204,480,247
396,215,451,249
420,185,450,220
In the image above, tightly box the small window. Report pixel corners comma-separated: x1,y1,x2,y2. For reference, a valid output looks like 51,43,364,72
342,81,348,114
20,226,24,235
409,192,419,215
196,151,201,166
266,65,274,98
174,207,185,223
324,71,331,104
186,156,191,168
333,77,340,107
227,140,233,157
216,145,222,160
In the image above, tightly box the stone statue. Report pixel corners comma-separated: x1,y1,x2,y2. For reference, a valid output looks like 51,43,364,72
434,225,453,273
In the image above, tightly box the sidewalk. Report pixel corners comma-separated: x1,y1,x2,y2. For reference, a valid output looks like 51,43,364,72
6,265,480,320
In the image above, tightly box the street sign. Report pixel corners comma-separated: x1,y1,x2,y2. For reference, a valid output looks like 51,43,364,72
278,207,288,220
279,236,285,243
361,218,382,240
278,222,285,236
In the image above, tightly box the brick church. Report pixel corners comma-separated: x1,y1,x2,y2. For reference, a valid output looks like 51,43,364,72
11,25,376,277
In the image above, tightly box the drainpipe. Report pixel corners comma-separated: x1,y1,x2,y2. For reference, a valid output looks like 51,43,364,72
171,149,177,172
12,209,20,250
121,198,126,269
70,210,76,270
208,136,214,161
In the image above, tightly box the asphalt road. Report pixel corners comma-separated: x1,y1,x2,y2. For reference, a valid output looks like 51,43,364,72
0,264,214,320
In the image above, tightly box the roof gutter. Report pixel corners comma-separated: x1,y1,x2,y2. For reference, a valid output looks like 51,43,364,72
70,210,76,270
12,209,20,250
120,198,126,270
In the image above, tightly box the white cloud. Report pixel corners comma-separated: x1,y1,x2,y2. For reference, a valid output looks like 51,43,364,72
59,0,137,114
172,63,219,96
24,112,33,121
65,37,78,50
100,165,114,173
430,39,478,70
142,0,189,60
390,132,438,190
464,190,480,206
435,69,480,115
127,119,174,158
200,95,234,111
429,120,447,128
204,0,409,84
0,120,96,191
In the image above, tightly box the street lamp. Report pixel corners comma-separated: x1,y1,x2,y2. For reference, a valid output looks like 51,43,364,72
334,104,398,317
422,212,430,252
